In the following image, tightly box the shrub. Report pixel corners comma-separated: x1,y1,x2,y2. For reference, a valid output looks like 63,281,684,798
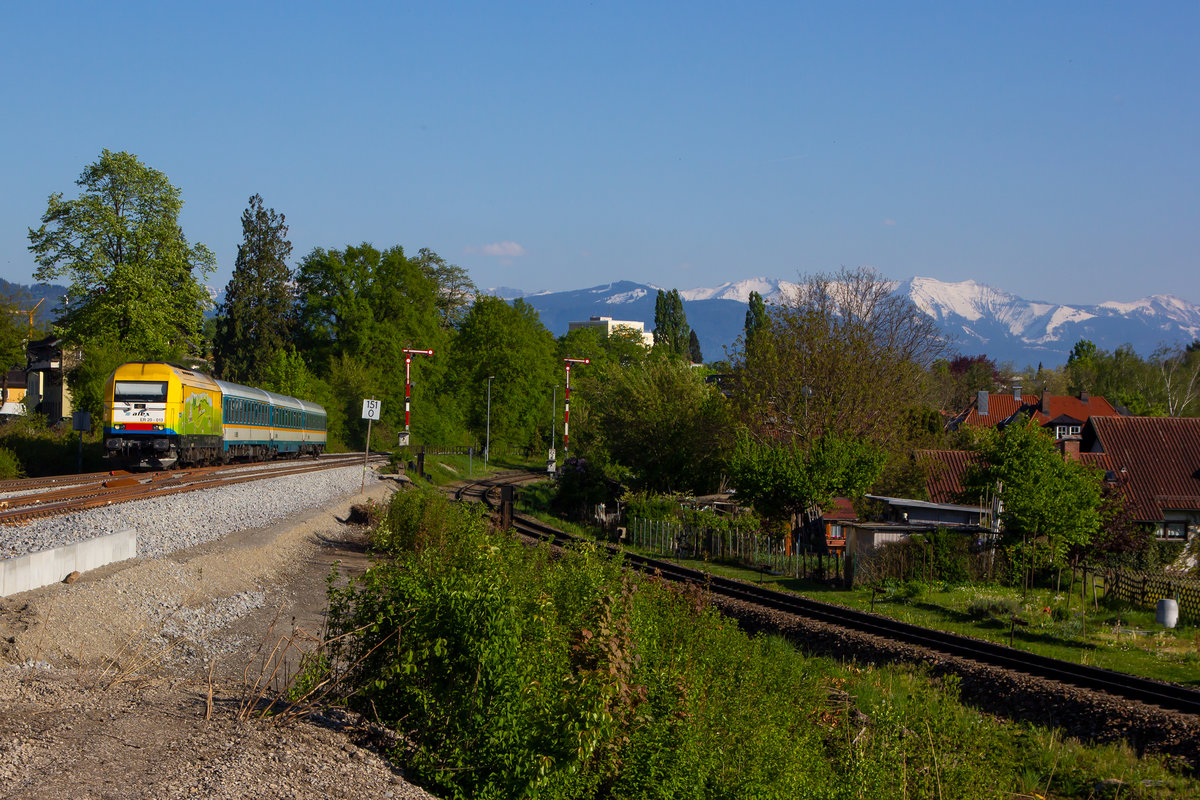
966,596,1019,620
0,445,22,479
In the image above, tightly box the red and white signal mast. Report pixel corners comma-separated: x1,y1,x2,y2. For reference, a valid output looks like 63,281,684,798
561,357,589,457
402,348,435,440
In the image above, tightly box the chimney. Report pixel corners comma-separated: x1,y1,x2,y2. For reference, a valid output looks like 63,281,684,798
1013,384,1022,402
1058,437,1081,461
977,390,989,416
1079,391,1089,402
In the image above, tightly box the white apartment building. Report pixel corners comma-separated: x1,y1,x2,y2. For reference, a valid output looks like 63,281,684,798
567,316,655,347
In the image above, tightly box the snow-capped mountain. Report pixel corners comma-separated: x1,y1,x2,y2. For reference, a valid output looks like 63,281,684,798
499,277,1200,366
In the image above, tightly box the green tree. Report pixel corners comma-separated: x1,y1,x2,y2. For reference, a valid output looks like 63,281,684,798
962,416,1104,564
295,244,446,371
652,289,690,358
213,194,294,384
733,266,946,447
744,289,768,348
412,248,476,329
586,357,733,494
450,297,557,450
1066,339,1098,394
728,430,885,524
28,150,214,358
0,290,36,370
687,329,703,364
294,243,453,440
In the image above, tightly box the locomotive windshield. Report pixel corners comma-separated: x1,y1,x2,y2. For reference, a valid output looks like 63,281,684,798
114,381,168,402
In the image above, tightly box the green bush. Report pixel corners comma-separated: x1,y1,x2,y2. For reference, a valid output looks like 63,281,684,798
0,445,23,479
0,415,104,477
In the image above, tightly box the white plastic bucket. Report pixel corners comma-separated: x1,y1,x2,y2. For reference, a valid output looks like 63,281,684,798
1156,598,1179,629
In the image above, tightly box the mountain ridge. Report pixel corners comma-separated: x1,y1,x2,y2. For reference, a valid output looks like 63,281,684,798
491,276,1200,367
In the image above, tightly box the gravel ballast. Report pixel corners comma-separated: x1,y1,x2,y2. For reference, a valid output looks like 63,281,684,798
1,465,379,560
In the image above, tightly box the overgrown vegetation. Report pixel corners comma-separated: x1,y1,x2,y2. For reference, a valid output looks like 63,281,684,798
302,489,1196,799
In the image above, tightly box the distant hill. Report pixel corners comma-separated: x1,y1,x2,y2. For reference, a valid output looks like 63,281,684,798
490,277,1200,367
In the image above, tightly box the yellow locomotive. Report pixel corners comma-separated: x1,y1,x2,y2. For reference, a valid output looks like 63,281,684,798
104,362,327,469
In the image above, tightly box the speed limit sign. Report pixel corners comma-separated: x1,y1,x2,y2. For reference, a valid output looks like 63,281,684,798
362,399,381,420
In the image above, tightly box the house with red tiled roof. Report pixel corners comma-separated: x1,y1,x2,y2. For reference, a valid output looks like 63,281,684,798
917,449,981,505
1082,416,1200,557
924,416,1200,566
947,386,1122,439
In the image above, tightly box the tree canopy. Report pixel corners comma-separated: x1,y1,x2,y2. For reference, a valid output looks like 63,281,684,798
732,266,947,447
213,194,294,384
28,149,214,358
449,296,558,451
962,416,1104,563
652,289,690,359
729,431,885,523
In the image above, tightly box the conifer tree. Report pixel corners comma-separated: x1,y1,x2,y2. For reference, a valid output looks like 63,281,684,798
688,329,703,364
214,195,294,384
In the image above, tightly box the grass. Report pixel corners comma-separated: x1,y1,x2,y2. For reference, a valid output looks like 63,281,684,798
618,547,1200,687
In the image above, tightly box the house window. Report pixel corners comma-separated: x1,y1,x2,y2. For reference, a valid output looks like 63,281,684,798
1162,522,1188,540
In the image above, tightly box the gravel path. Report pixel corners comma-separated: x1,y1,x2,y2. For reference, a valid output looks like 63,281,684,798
0,466,441,799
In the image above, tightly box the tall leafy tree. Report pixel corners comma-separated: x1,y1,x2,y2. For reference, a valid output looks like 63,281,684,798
729,431,885,525
652,289,690,358
586,358,733,494
294,243,452,438
295,243,446,370
449,297,557,450
0,289,37,370
213,194,294,384
412,248,476,329
744,290,768,346
962,416,1104,564
732,266,946,447
28,150,214,358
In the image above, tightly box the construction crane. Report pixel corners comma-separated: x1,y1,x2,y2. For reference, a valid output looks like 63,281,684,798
9,297,42,339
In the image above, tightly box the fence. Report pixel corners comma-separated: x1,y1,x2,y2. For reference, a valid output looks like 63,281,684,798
1104,568,1200,624
625,517,845,582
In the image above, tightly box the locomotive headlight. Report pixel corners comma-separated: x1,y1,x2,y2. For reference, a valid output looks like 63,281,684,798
154,424,164,430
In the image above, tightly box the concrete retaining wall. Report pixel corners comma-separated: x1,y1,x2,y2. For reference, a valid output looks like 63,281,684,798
0,530,137,597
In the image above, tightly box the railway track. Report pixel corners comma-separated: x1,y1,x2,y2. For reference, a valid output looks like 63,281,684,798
457,474,1200,719
0,453,387,526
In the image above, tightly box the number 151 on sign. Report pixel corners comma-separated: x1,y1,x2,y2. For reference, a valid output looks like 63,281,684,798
362,399,381,420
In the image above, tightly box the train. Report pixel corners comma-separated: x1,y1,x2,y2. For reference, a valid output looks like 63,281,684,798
103,361,327,470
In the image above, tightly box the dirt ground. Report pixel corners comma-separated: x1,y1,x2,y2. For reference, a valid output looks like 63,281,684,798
0,475,441,800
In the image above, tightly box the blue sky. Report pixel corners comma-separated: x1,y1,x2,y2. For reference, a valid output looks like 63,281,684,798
2,2,1197,305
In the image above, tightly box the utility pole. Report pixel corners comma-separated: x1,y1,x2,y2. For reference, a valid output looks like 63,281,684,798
485,375,494,465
